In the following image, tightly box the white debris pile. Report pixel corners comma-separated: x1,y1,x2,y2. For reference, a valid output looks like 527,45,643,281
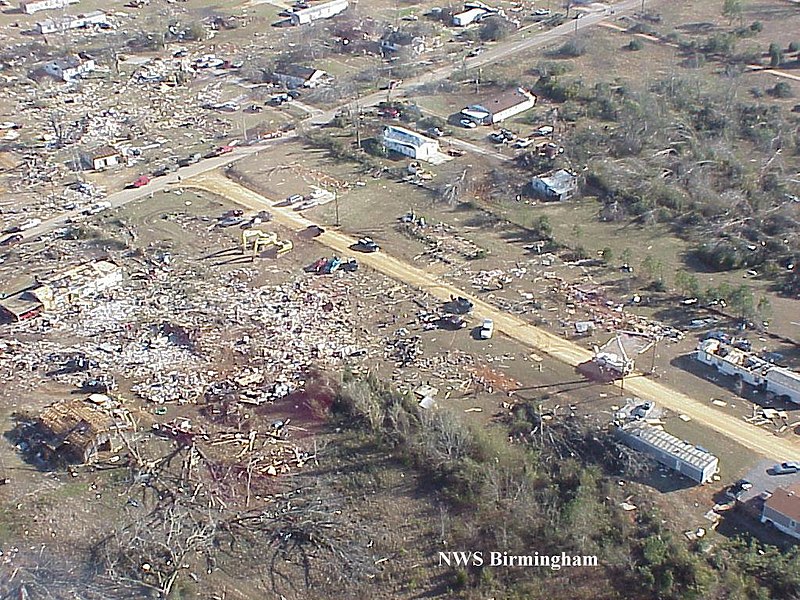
0,265,375,405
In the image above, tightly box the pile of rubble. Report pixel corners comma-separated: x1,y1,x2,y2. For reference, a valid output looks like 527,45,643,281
0,261,376,405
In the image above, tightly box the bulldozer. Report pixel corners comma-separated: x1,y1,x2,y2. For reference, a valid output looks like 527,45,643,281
241,229,293,259
242,230,277,257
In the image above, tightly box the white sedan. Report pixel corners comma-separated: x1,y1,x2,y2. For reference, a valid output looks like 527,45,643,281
479,319,494,339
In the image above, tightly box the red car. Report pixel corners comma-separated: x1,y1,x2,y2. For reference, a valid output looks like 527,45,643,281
129,175,151,188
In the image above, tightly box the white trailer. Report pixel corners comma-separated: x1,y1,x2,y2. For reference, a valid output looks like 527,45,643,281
766,368,800,404
695,338,800,404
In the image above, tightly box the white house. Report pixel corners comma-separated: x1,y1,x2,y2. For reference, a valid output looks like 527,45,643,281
37,11,109,35
19,0,78,15
452,7,487,26
762,484,800,539
43,57,96,82
270,65,327,89
88,145,122,171
530,169,578,201
290,0,348,25
382,125,439,162
460,88,536,125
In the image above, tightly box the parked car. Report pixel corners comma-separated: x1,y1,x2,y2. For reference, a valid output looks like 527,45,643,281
479,319,494,339
0,233,23,247
467,47,484,58
534,125,554,136
153,163,178,177
341,258,359,272
460,119,477,129
514,138,533,149
83,201,112,215
128,175,151,189
533,8,551,16
177,153,202,168
449,295,474,314
353,237,380,253
428,127,444,137
725,479,753,500
771,462,800,475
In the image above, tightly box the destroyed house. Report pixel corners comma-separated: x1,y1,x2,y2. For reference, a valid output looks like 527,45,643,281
530,169,578,201
382,125,439,161
762,484,800,539
616,421,719,484
270,65,327,89
290,0,349,25
36,397,128,463
32,260,122,311
0,292,44,323
380,29,428,55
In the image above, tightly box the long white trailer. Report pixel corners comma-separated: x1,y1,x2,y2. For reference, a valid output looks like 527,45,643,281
695,339,800,403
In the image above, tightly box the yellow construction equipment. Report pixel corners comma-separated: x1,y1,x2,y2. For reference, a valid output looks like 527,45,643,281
242,229,277,257
276,239,293,256
241,229,293,259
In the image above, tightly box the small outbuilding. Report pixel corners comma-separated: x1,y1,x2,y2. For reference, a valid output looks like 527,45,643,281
34,396,131,464
87,145,122,171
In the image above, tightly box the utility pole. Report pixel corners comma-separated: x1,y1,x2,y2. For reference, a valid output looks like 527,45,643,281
334,191,340,227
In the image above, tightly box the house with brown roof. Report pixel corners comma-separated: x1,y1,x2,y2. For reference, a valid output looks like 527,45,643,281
761,483,800,539
460,87,536,125
86,145,122,171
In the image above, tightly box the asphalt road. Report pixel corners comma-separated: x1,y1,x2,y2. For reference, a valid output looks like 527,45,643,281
188,172,800,462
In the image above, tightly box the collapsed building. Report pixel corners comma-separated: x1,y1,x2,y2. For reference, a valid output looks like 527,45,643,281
30,395,132,463
0,260,122,322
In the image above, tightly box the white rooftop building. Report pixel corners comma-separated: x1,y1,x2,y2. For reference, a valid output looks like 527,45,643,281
290,0,348,25
382,125,440,162
617,421,719,484
19,0,78,15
